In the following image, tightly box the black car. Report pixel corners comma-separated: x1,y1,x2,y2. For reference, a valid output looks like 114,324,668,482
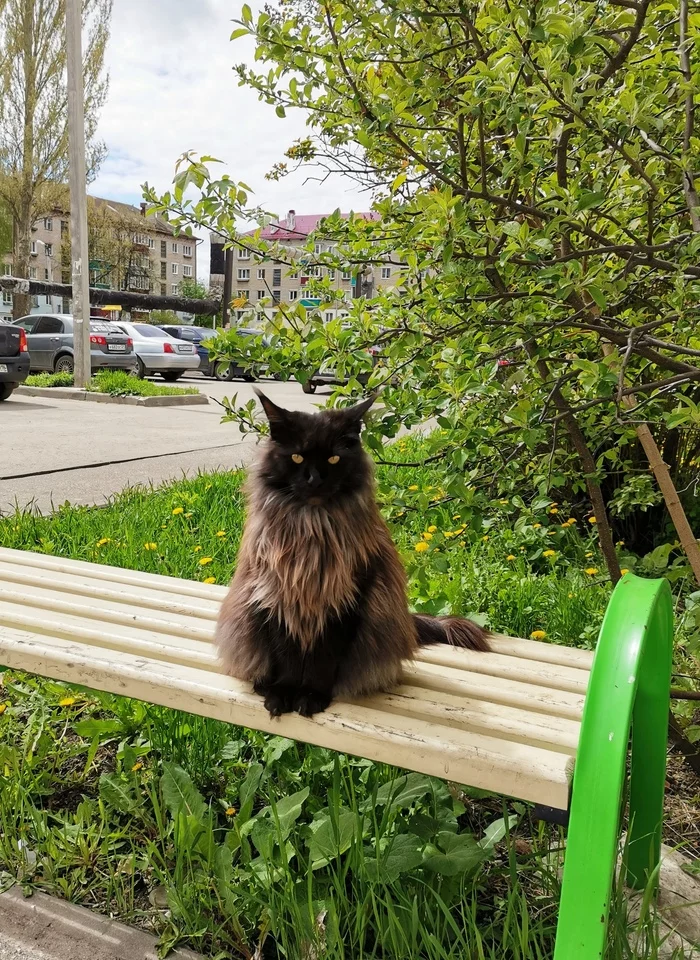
0,319,30,401
158,325,261,381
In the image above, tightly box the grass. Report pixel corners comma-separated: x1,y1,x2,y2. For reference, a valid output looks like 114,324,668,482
0,450,698,959
24,369,198,397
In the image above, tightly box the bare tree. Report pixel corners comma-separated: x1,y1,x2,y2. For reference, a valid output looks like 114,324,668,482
0,0,112,318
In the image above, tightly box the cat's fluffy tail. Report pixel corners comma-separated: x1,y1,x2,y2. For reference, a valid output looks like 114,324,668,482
412,614,490,652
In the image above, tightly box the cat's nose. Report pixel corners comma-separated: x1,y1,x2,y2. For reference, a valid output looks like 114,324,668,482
305,467,323,489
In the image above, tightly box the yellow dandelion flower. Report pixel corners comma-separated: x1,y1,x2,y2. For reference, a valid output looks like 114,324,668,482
172,507,184,515
422,532,433,541
620,568,629,576
456,527,465,535
185,512,193,518
161,524,167,529
199,557,214,566
567,518,576,524
193,546,202,553
452,514,460,520
530,630,547,640
203,576,216,584
216,531,226,537
0,704,7,715
520,546,526,551
543,549,556,558
568,592,574,598
408,484,419,491
616,540,625,547
547,530,556,535
59,697,76,707
144,542,157,551
482,535,489,541
506,554,516,561
585,567,599,576
499,499,508,505
588,516,597,524
131,762,143,772
97,537,110,546
561,523,570,529
549,507,559,514
533,523,541,529
444,531,455,538
414,542,429,553
428,525,437,533
226,806,236,816
585,551,593,558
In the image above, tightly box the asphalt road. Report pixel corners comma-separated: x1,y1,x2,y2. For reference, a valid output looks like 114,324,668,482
0,376,327,515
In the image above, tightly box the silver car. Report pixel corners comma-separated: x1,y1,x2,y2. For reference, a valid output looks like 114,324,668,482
13,314,136,374
115,322,200,381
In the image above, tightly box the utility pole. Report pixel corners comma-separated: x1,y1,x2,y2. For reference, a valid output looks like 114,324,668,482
221,246,233,329
66,0,91,387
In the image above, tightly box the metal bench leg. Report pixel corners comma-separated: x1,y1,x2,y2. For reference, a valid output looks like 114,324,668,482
553,574,672,960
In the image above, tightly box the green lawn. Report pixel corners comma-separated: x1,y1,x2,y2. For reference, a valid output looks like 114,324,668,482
0,454,696,959
24,370,199,396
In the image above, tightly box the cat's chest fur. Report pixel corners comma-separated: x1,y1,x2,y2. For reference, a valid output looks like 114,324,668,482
245,503,372,649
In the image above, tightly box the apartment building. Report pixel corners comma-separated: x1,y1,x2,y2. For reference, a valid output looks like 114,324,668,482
1,198,198,321
209,210,403,325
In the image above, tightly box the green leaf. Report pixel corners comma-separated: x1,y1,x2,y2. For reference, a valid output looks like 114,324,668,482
373,772,436,811
365,833,424,882
479,814,519,853
161,763,207,822
276,104,286,119
230,27,249,40
270,787,310,839
73,718,125,741
238,762,263,822
576,190,607,211
99,773,140,813
308,808,356,868
241,4,252,23
422,832,486,876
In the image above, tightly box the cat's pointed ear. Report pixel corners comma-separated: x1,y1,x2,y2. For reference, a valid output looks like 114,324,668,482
255,389,296,442
340,393,378,431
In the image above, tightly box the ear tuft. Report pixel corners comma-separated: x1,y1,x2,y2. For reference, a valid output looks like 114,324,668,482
255,389,295,441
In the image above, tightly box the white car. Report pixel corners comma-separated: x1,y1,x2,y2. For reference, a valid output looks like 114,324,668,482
115,322,200,381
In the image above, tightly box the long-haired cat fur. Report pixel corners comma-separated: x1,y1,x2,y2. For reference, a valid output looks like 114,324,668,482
215,391,489,718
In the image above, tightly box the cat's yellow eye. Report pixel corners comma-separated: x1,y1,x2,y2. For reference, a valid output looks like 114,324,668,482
291,454,304,464
328,455,340,464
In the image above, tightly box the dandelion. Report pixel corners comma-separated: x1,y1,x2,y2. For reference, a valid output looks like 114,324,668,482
588,516,597,524
533,523,541,529
415,542,429,553
549,507,559,514
548,530,556,535
482,535,489,542
561,523,570,529
616,540,625,547
193,546,202,553
0,704,6,715
543,549,556,558
144,542,157,551
59,697,76,707
408,484,419,491
422,532,433,541
585,551,593,558
172,507,184,515
131,762,143,772
499,499,508,505
216,531,226,538
567,518,576,524
452,514,460,520
203,576,216,584
456,527,465,535
185,512,193,518
520,546,526,551
530,630,547,640
620,568,629,576
97,537,110,546
444,531,455,539
161,524,167,529
585,567,599,576
506,554,516,561
568,592,574,598
199,557,214,566
226,807,236,816
428,525,437,533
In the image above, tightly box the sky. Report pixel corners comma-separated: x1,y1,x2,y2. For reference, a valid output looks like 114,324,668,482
91,0,369,280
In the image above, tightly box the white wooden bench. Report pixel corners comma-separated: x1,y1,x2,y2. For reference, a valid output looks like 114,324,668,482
0,546,673,959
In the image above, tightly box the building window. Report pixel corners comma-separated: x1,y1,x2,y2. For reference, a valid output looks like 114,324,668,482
257,290,265,300
171,242,178,254
29,266,37,279
289,270,298,279
308,265,320,277
30,241,37,255
314,242,323,254
236,289,248,300
272,289,281,304
45,243,53,258
61,297,70,313
160,261,167,279
2,263,11,276
272,268,281,286
161,283,167,296
341,269,352,281
44,268,49,280
182,264,193,277
171,283,179,295
149,237,155,249
183,244,192,257
381,266,391,279
327,269,336,281
161,240,167,258
60,220,68,237
325,311,334,322
238,248,250,260
171,263,179,275
289,290,298,301
237,269,250,281
2,291,11,305
44,217,53,231
257,268,265,280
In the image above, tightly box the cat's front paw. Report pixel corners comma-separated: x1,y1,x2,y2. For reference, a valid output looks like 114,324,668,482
262,687,295,717
294,689,332,718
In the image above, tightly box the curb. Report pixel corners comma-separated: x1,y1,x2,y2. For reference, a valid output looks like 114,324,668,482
15,386,208,407
0,887,204,960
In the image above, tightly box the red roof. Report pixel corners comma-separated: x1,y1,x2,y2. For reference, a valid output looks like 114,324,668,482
244,211,378,241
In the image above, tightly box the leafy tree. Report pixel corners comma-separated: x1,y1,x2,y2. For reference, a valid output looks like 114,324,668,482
178,277,219,327
147,0,700,582
0,0,112,318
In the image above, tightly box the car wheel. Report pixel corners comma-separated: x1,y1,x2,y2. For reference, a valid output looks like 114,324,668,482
161,371,184,382
302,379,317,394
54,354,74,374
134,357,146,379
0,383,15,401
214,361,236,382
243,371,256,382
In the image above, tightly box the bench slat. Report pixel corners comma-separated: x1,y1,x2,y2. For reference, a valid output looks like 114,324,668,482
0,624,573,808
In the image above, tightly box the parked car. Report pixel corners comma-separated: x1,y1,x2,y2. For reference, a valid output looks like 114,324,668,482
0,318,30,401
157,324,262,381
114,322,200,381
13,315,135,374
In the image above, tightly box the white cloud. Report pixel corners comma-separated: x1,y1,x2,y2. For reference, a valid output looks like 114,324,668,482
92,0,370,281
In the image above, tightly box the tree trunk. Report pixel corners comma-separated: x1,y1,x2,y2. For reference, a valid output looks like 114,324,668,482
12,0,35,321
